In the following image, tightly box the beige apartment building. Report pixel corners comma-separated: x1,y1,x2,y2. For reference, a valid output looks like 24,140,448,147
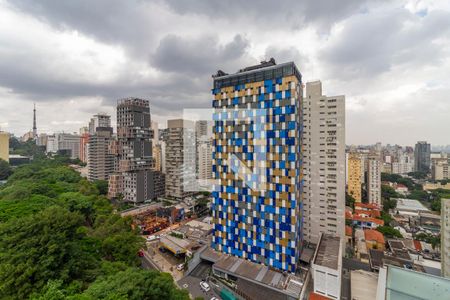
302,81,345,244
348,153,362,202
0,131,9,162
165,119,196,199
366,155,382,206
432,157,449,181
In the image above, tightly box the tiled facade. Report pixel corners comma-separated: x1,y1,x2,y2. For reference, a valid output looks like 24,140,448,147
211,61,303,272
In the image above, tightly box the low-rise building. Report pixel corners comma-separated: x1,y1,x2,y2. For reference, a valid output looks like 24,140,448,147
350,270,378,300
376,265,450,299
364,229,385,251
311,234,342,300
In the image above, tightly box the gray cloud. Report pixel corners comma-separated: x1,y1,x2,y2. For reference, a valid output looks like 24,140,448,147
0,0,449,145
321,8,450,80
163,0,383,31
151,34,254,75
7,0,158,57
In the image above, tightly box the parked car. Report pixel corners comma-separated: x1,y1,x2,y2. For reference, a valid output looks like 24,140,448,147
137,250,144,257
200,281,210,292
176,263,184,271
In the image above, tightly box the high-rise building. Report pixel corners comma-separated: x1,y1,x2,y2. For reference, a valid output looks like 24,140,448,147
108,98,163,203
414,141,431,173
442,198,450,279
366,155,381,206
431,156,449,181
302,81,345,244
87,114,114,181
152,143,163,172
197,135,213,181
0,131,9,162
211,59,303,272
165,119,196,199
89,114,111,135
46,133,81,159
151,121,159,142
392,152,414,175
348,153,362,202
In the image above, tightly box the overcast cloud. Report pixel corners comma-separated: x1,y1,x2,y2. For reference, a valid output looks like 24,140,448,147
0,0,449,146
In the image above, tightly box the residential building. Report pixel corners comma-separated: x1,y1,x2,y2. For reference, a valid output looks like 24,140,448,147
302,80,345,244
211,59,303,272
152,143,163,172
0,131,9,162
414,141,431,173
311,233,342,299
88,113,110,135
80,132,89,164
36,133,48,147
431,158,449,181
46,133,81,159
108,98,163,203
392,152,414,175
347,153,362,202
442,198,450,279
87,114,114,181
165,119,196,199
197,135,212,181
21,131,34,142
364,229,385,250
366,154,381,206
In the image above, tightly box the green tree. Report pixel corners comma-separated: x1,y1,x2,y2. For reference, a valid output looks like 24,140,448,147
345,193,356,209
408,171,427,180
377,226,403,238
0,206,99,299
0,158,12,180
79,268,189,300
93,180,109,195
379,211,393,226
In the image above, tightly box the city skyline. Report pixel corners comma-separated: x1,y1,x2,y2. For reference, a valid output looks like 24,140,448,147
0,0,449,145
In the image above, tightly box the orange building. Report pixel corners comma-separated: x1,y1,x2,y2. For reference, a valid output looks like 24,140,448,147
364,229,385,250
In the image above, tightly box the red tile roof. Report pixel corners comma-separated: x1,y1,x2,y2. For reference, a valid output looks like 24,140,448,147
352,215,384,226
364,229,385,245
354,209,381,218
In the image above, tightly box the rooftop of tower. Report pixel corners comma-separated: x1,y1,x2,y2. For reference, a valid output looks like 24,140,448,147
117,97,149,108
212,58,301,89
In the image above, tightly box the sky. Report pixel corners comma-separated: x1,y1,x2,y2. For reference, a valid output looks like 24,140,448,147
0,0,449,146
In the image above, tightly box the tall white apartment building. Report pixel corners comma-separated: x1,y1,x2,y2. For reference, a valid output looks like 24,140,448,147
392,152,414,175
165,119,196,199
302,80,345,244
366,155,381,206
197,135,212,181
442,198,450,279
46,133,81,159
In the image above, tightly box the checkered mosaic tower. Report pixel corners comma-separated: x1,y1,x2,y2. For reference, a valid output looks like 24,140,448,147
211,59,304,272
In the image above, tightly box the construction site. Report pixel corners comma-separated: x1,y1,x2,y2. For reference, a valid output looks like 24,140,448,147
121,203,185,235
